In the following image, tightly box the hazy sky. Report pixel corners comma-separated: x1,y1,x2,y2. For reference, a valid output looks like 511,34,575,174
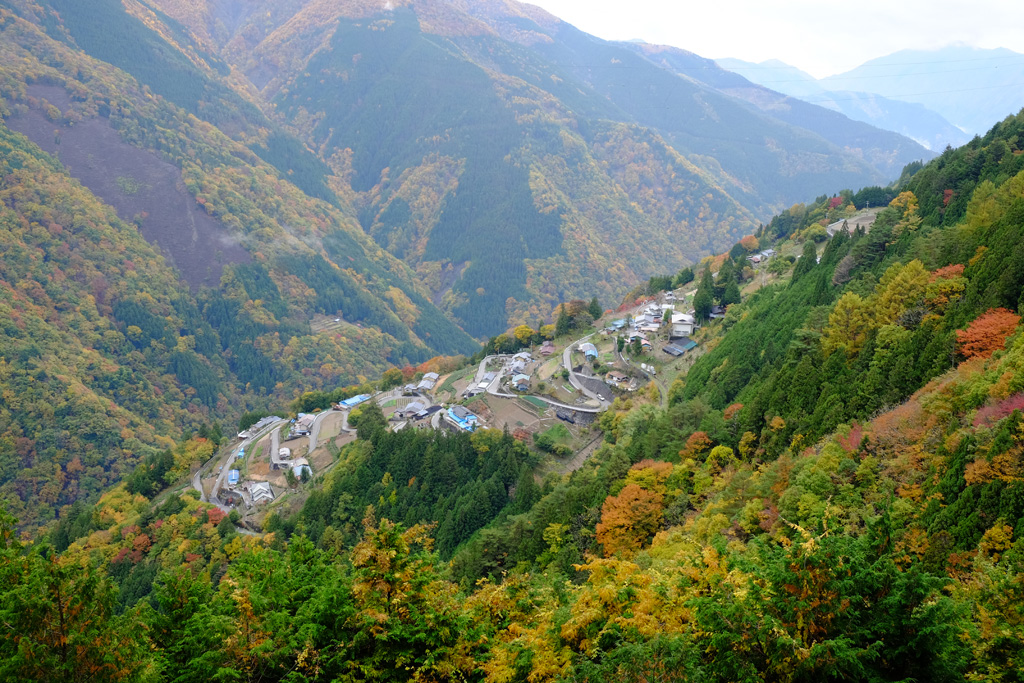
524,0,1024,78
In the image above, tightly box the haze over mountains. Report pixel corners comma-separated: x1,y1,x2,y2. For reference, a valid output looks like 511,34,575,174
718,46,1024,151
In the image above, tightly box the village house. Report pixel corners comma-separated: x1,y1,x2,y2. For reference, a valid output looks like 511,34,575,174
606,370,628,386
417,372,440,391
250,482,274,504
664,337,698,357
579,342,599,360
671,312,698,338
236,415,283,439
291,457,312,480
399,400,427,418
271,447,293,471
540,340,555,355
337,394,371,409
446,405,479,432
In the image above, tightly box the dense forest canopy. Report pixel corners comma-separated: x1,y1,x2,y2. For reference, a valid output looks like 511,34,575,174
4,96,1024,680
3,0,1024,679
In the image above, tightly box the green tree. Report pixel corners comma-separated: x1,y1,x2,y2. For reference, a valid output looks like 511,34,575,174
694,267,714,320
673,267,695,288
823,292,871,355
721,280,742,306
145,567,231,682
555,304,571,338
380,367,404,390
791,239,818,283
0,509,149,682
588,296,603,320
345,515,474,680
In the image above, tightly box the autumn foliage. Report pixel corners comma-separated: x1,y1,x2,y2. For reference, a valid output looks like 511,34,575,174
596,484,664,556
680,431,713,460
956,308,1021,360
930,263,965,282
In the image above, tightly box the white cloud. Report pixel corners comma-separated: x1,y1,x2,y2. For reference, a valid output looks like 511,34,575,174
524,0,1024,77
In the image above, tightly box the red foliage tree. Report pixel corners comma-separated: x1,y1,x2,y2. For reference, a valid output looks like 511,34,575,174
974,392,1024,428
930,263,965,282
956,308,1021,360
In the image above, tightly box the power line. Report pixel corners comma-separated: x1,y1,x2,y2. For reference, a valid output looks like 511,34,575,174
752,63,1024,85
715,53,1024,72
795,81,1024,103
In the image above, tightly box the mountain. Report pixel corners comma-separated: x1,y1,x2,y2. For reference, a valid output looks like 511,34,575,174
715,57,825,98
717,56,972,151
622,43,935,173
134,0,930,336
0,0,935,521
0,0,479,526
6,97,1024,683
820,46,1024,137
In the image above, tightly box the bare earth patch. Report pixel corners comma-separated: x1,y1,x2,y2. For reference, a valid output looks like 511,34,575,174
6,85,251,290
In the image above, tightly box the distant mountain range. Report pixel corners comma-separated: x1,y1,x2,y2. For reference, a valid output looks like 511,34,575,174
718,46,1024,150
126,0,931,335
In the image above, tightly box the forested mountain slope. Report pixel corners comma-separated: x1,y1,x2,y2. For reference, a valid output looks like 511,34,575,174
0,3,478,525
4,103,1024,682
131,0,930,336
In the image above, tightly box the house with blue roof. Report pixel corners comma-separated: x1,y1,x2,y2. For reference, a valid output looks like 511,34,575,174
339,394,371,408
447,405,479,432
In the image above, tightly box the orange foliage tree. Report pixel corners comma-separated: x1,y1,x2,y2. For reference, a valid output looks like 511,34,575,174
595,484,664,556
956,308,1021,360
680,431,713,460
739,235,759,252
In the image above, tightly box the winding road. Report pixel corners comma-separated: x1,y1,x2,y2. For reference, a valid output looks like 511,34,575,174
475,349,605,414
207,418,288,510
561,333,612,409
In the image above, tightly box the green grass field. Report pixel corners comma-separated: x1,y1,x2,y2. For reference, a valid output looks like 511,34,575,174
522,396,548,409
537,423,573,446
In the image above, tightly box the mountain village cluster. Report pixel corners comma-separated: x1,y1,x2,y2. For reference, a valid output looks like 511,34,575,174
193,283,722,521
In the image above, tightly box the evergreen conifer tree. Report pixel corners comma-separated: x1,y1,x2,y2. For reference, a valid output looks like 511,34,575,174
791,240,818,283
694,267,714,320
555,305,571,338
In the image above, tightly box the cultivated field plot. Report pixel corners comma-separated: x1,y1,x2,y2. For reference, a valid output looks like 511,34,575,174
316,412,348,442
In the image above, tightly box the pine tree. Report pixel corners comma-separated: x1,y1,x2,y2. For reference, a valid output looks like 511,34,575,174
588,296,602,320
555,304,571,338
722,280,741,306
791,240,818,283
694,267,714,320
